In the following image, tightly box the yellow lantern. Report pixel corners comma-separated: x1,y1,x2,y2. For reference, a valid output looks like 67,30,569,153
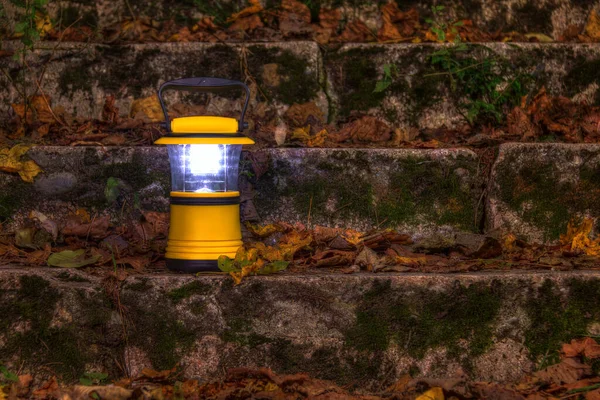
155,78,254,272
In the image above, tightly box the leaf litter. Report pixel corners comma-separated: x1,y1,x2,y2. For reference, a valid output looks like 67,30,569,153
8,0,600,45
6,337,600,399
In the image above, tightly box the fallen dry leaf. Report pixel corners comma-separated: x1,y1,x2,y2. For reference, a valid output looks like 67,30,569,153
585,9,600,40
129,95,163,122
535,357,592,385
0,144,43,182
227,0,262,23
562,337,600,359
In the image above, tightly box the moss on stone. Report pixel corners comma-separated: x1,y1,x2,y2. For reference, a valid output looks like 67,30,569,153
345,279,501,360
328,47,387,120
167,281,211,303
496,151,600,241
0,276,87,381
55,271,91,283
0,180,31,222
377,156,480,230
124,291,196,371
507,3,552,34
525,279,600,365
96,47,161,98
247,45,319,105
564,56,600,105
59,5,98,28
58,65,93,97
126,278,152,292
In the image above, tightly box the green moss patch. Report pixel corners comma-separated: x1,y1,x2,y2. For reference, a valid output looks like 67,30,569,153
247,45,319,105
496,150,600,241
167,281,211,303
525,279,600,366
377,156,480,230
255,152,481,231
123,289,197,371
345,280,501,361
328,47,387,120
0,276,114,381
564,56,600,105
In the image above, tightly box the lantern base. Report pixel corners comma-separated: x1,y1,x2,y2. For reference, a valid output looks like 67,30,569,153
166,258,220,273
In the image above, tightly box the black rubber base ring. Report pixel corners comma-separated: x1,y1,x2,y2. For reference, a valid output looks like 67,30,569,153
166,259,220,273
170,196,240,205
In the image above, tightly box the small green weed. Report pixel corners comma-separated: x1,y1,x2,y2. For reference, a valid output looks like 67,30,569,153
0,365,18,383
79,371,108,386
425,5,464,43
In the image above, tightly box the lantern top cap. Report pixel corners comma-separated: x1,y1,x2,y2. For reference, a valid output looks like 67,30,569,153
154,77,255,146
171,116,238,134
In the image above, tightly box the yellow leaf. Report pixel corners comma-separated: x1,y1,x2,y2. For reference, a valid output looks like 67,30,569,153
35,12,53,38
279,230,312,260
502,233,518,252
560,218,600,256
395,256,427,266
524,33,554,42
585,9,600,40
130,95,164,122
291,125,311,142
308,129,328,147
0,144,42,183
245,222,282,238
416,387,444,400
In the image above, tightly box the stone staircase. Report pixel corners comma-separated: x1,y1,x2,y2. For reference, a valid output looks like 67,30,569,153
2,0,600,388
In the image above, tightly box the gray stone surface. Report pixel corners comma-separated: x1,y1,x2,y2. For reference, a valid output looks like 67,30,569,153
326,43,600,130
0,146,484,239
0,41,325,122
2,267,600,386
251,147,483,238
4,42,600,135
486,143,600,244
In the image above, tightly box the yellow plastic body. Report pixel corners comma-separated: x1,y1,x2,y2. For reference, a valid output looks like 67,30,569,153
165,192,242,261
154,116,255,145
171,116,238,133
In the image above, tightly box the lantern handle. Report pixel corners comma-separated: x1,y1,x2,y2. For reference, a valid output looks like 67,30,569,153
158,77,250,132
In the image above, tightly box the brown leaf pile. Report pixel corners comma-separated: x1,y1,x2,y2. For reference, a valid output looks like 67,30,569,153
505,88,600,143
7,338,600,399
9,1,600,45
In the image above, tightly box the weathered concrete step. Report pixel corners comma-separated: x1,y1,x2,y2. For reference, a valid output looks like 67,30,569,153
487,143,600,243
3,42,600,135
3,0,595,41
326,42,600,130
2,267,600,386
0,41,326,124
0,146,484,238
2,144,600,243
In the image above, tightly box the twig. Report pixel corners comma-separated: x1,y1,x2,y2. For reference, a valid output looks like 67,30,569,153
307,195,313,226
24,60,66,127
423,61,487,78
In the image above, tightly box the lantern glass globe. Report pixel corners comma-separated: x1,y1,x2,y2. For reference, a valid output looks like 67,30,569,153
167,144,242,193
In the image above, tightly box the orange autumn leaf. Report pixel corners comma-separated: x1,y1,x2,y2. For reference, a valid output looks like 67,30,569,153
227,0,263,23
560,218,600,256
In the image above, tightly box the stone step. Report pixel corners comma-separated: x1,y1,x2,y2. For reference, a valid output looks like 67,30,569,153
487,143,600,243
3,0,596,41
0,41,326,126
1,143,600,242
326,42,600,130
2,267,599,386
0,146,483,239
2,42,600,135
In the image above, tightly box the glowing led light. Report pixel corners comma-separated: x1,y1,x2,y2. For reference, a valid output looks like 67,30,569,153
187,145,224,175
